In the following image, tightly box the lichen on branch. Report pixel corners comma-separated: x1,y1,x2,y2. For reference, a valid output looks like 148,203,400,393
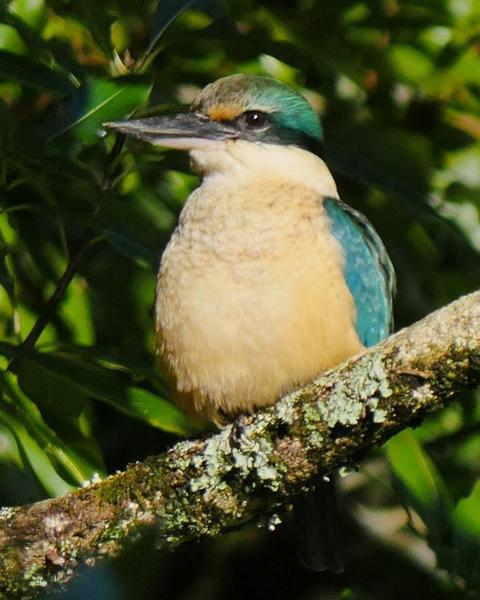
1,291,480,598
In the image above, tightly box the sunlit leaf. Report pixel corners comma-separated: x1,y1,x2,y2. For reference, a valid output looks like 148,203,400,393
386,429,453,545
0,406,73,497
58,275,95,346
15,358,104,478
0,422,46,504
9,0,45,28
0,8,50,54
389,45,435,83
0,49,75,94
1,372,103,486
0,24,26,54
448,47,480,86
119,386,192,434
49,77,152,143
453,480,480,587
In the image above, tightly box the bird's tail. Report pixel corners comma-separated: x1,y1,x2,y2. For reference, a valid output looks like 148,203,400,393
293,476,345,573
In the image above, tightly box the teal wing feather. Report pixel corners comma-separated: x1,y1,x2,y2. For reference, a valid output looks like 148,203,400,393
294,197,395,573
324,198,395,347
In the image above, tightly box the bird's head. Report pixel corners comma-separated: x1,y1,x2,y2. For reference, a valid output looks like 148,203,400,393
105,74,324,159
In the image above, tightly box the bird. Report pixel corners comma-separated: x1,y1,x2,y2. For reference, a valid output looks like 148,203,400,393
105,73,395,572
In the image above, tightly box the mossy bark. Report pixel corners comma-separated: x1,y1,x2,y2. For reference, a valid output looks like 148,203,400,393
1,291,480,597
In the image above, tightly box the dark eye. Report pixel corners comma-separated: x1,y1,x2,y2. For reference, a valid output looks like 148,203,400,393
242,110,268,128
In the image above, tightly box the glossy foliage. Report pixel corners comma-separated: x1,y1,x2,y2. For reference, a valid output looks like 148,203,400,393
0,0,480,598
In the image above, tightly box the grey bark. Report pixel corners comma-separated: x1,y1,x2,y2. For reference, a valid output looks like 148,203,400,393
1,291,480,597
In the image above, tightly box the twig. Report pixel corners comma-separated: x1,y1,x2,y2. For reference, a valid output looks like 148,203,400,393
7,134,125,363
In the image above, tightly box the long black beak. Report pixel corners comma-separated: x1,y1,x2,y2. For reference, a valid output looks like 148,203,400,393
104,112,238,150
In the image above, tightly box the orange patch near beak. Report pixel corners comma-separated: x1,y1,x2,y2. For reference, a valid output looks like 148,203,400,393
207,104,242,121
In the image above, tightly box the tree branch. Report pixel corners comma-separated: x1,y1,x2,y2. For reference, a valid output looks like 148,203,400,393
1,291,480,597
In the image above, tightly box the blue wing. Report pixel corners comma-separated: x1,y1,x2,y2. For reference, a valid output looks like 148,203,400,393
324,198,395,347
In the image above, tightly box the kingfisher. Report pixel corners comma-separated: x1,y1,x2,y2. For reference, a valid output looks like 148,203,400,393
106,74,395,572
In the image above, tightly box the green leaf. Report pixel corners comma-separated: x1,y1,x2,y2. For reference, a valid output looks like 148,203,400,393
389,45,435,83
58,275,95,346
14,356,105,482
0,406,74,497
1,345,193,436
49,76,152,143
0,8,50,54
0,421,46,504
386,429,453,545
9,0,45,28
0,24,26,54
448,47,480,86
119,386,191,434
0,48,75,94
453,480,480,587
0,373,97,488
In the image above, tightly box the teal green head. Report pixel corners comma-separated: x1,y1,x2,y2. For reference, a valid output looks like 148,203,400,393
105,74,324,157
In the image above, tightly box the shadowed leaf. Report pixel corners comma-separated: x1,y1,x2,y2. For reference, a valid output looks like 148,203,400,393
0,344,193,436
0,49,76,94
